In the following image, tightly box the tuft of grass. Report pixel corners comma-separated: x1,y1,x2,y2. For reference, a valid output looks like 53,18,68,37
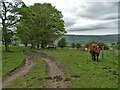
6,55,48,88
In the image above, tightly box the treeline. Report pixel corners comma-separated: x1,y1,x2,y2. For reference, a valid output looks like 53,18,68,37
0,0,65,51
57,38,119,50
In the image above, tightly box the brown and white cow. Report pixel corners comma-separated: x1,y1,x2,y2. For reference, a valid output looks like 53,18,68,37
89,43,101,62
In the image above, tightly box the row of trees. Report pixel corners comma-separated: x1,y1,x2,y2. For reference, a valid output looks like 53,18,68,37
57,38,116,50
57,38,82,49
0,1,65,51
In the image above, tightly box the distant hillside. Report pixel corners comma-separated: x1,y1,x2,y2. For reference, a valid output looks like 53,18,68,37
65,34,119,45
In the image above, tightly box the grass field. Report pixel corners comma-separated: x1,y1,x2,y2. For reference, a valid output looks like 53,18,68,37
0,45,2,76
2,46,119,88
6,56,48,88
36,48,118,88
2,46,25,77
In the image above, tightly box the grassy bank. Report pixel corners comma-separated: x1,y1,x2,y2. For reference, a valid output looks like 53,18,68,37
36,48,118,88
2,46,25,77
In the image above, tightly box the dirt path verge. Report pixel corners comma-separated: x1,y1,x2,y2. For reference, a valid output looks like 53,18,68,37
2,53,34,88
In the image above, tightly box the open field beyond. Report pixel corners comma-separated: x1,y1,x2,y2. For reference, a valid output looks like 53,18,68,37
2,46,119,88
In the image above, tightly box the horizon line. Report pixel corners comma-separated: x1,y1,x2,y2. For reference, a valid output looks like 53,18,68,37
65,33,119,36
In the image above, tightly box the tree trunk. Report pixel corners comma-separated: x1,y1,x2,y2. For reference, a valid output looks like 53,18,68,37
41,41,47,49
25,43,28,47
31,44,35,49
37,43,39,49
3,25,10,52
4,39,9,52
2,2,10,52
61,47,63,49
31,44,33,49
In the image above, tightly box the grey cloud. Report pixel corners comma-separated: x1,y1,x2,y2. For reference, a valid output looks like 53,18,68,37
100,14,118,20
65,21,75,27
67,19,117,32
76,2,118,20
64,2,118,35
63,17,76,27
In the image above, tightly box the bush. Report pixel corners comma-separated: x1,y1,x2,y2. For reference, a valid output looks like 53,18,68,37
71,42,75,49
57,38,67,49
76,43,82,49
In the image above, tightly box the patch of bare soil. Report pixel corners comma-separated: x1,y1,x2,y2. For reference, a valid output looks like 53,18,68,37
34,53,71,88
2,53,34,88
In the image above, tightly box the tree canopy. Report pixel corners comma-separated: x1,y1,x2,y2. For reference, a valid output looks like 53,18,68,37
16,3,65,48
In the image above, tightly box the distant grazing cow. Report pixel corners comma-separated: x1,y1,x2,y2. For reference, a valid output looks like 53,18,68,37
84,47,88,51
89,43,101,62
47,45,56,49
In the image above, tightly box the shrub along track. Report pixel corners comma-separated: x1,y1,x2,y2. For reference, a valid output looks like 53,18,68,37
2,52,70,88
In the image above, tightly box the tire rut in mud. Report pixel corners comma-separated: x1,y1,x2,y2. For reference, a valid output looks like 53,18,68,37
33,52,71,88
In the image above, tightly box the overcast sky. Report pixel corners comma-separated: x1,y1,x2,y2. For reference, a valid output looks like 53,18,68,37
20,0,119,35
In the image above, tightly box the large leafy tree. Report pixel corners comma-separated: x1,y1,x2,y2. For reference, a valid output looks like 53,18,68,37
0,0,24,51
17,3,65,49
31,3,65,48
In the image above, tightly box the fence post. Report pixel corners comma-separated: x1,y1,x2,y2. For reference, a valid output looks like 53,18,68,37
112,46,115,65
87,47,90,61
102,46,104,59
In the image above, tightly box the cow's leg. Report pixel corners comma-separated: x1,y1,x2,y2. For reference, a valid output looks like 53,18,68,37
92,54,96,61
94,55,96,61
96,53,99,62
92,55,93,60
92,54,94,60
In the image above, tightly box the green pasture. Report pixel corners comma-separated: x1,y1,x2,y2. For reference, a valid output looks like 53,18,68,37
0,45,2,77
2,46,119,88
36,48,118,88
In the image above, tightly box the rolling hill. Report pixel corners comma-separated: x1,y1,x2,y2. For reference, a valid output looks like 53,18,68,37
64,34,119,45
